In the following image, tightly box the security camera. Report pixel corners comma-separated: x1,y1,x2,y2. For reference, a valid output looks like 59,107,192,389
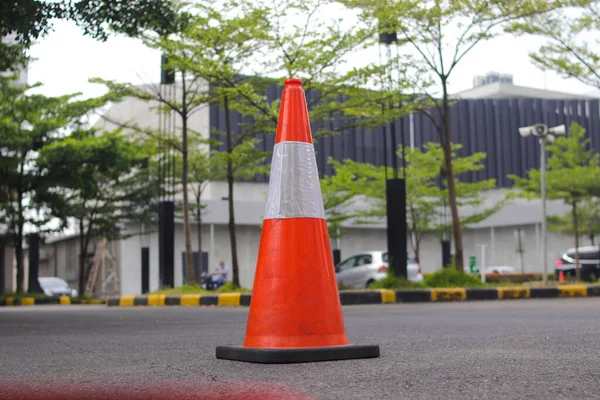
548,124,566,136
546,135,556,144
519,126,533,137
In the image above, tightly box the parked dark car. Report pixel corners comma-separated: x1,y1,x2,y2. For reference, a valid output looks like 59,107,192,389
555,246,600,281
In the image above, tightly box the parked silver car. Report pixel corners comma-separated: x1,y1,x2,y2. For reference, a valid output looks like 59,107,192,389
38,277,78,297
335,251,424,289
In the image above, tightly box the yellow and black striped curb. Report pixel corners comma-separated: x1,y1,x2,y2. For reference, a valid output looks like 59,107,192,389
105,285,600,307
106,293,252,307
0,297,105,307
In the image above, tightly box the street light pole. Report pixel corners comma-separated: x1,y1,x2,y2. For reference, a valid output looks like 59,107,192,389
518,123,566,284
540,137,548,284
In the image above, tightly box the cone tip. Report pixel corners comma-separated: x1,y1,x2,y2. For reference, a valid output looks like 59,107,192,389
284,78,303,87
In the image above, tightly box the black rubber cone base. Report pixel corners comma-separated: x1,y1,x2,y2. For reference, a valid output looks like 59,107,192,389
216,344,380,364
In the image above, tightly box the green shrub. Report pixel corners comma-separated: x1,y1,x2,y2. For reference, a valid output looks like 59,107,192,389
424,268,486,288
152,282,251,295
0,291,50,299
368,276,426,290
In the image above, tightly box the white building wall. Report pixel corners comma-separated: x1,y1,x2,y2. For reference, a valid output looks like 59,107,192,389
117,222,264,296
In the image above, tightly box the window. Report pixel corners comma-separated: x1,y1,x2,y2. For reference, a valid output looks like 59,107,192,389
336,257,357,272
354,255,372,266
579,251,600,261
565,250,600,261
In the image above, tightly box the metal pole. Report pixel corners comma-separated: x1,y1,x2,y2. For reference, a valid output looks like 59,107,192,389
540,138,548,284
480,244,487,283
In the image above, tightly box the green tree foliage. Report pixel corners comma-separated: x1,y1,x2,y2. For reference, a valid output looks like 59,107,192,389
509,0,600,89
548,198,600,246
320,166,364,240
510,122,600,280
1,0,179,44
38,130,157,295
335,0,561,270
187,143,220,276
93,0,271,287
321,143,506,264
0,75,110,292
1,0,181,71
245,0,405,136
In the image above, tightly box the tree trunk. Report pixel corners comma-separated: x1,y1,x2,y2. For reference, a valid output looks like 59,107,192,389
15,170,25,292
181,74,195,285
441,80,464,270
78,219,86,296
224,94,240,287
14,239,23,293
573,201,580,281
414,233,421,265
196,192,203,280
181,116,195,284
591,234,595,246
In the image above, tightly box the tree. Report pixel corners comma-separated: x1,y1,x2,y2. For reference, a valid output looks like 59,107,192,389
38,129,157,295
208,0,394,284
509,0,600,89
185,137,225,276
321,142,506,264
510,122,600,280
0,75,110,292
336,0,561,270
93,0,271,286
320,167,364,241
96,0,406,286
548,197,600,246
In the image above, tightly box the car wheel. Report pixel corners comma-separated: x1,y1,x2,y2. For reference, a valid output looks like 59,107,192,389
365,279,375,289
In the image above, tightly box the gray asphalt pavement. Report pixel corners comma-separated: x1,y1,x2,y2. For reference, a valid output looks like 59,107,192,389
1,299,600,399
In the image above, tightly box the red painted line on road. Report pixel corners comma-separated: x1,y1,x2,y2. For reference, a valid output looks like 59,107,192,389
0,380,315,400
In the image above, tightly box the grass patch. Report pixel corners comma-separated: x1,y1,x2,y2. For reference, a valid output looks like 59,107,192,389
0,292,101,303
424,268,487,288
151,282,251,296
368,275,426,290
1,291,50,299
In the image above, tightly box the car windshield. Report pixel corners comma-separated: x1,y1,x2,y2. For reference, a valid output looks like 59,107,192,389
382,253,415,263
39,278,69,289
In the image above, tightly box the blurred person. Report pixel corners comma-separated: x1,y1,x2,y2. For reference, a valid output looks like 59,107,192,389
212,260,229,289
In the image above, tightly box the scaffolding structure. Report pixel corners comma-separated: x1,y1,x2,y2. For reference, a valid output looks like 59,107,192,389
85,238,119,297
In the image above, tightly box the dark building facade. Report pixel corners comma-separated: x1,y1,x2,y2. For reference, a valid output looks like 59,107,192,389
209,84,600,189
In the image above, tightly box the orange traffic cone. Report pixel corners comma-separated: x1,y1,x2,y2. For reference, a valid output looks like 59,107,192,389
216,78,380,364
558,270,565,282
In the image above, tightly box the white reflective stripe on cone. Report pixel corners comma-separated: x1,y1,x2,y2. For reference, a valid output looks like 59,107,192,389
264,141,326,220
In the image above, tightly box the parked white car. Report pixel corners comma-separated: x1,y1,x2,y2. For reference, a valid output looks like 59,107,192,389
38,277,78,297
335,251,424,289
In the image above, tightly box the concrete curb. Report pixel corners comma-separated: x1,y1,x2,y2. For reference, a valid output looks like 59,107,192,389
105,285,600,307
0,297,105,306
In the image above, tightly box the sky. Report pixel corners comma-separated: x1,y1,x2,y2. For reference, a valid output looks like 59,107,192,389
25,16,600,101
